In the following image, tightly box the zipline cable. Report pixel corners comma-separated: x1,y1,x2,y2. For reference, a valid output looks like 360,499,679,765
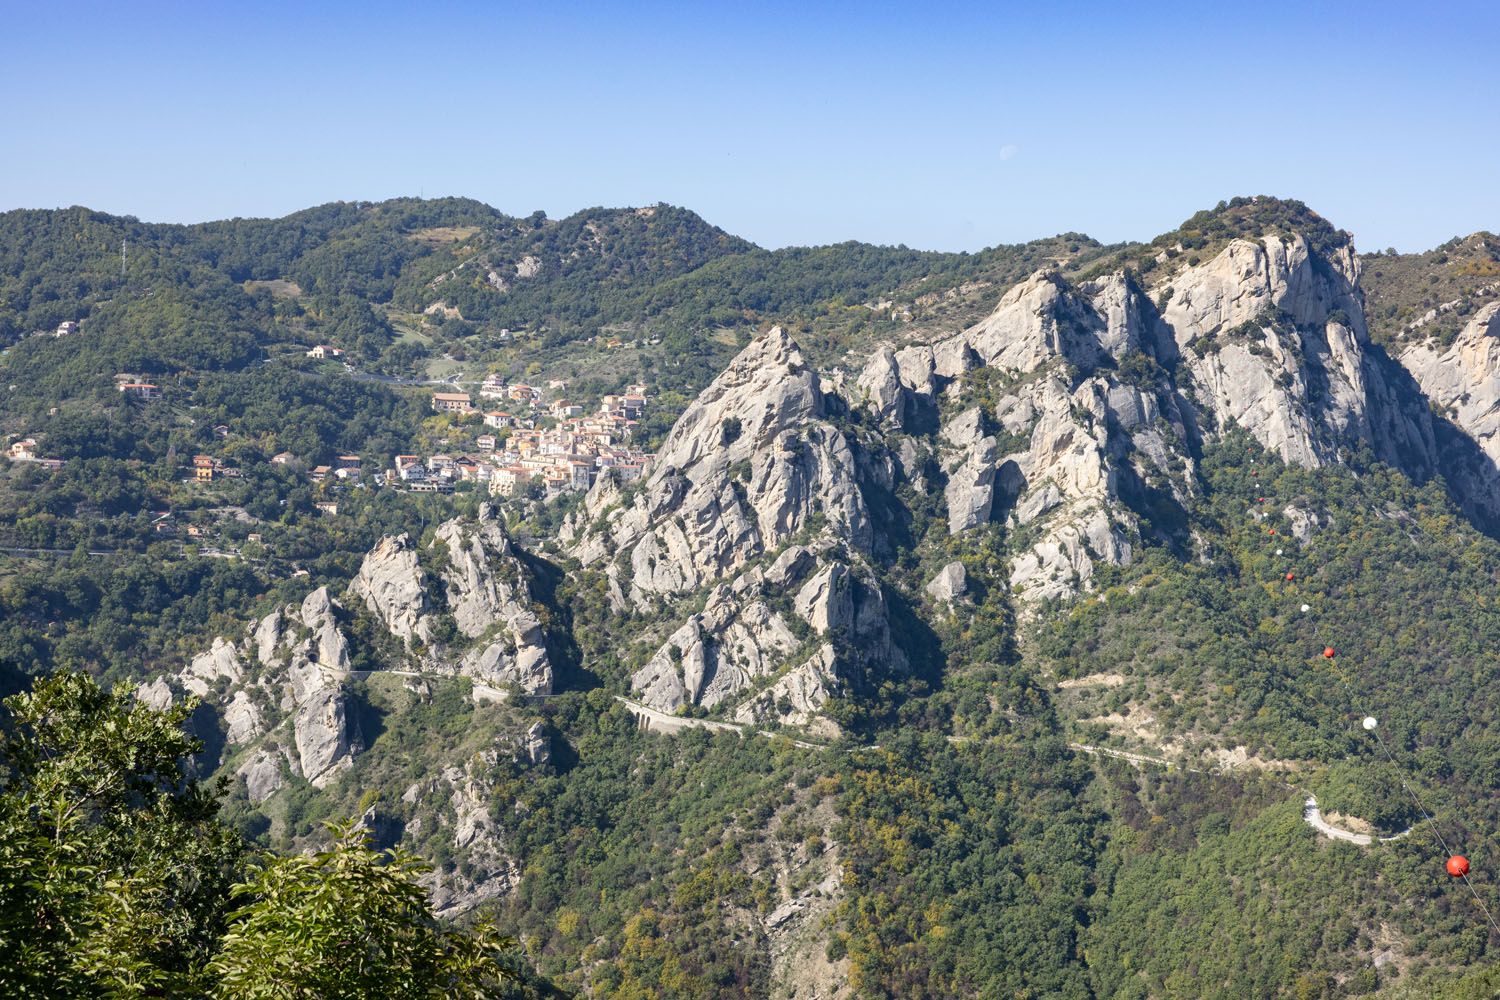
1267,475,1500,941
1326,662,1500,940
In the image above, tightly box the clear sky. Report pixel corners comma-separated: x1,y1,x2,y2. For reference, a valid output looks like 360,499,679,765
3,0,1495,252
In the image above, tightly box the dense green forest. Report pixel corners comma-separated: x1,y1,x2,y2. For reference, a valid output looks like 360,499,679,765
0,198,1102,406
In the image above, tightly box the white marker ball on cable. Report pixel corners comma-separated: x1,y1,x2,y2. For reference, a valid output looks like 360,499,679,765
1300,604,1310,613
1276,548,1283,555
1362,717,1378,731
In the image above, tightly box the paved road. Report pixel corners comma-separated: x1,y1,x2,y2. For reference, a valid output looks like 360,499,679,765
332,673,1410,847
613,696,833,751
1302,795,1413,845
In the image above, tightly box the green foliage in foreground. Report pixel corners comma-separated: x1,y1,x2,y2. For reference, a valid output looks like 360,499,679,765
0,671,521,998
0,671,239,997
211,821,517,1000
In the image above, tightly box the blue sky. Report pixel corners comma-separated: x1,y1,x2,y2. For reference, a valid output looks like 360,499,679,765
2,1,1495,252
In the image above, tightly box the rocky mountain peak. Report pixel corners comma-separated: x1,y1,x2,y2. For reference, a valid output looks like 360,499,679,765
570,327,873,598
649,325,822,475
851,223,1452,602
564,326,907,728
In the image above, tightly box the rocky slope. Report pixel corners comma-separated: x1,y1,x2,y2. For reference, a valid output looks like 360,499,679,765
561,218,1500,724
348,510,553,700
144,504,555,913
1399,301,1500,519
565,328,905,733
856,229,1452,601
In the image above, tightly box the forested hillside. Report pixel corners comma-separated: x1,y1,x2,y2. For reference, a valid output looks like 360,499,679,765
4,195,1500,998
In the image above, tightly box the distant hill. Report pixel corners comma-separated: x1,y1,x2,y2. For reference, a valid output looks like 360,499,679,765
1360,231,1500,346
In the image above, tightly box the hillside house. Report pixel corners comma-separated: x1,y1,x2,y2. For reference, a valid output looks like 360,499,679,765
55,321,79,338
193,455,215,483
305,345,344,359
476,434,497,451
566,459,595,490
432,392,474,413
118,382,161,400
615,461,645,482
484,411,515,429
480,374,508,398
270,452,297,466
488,466,524,497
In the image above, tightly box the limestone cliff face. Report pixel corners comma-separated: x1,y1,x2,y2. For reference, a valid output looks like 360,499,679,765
1401,303,1500,451
1399,302,1500,522
1162,235,1434,473
151,586,360,796
861,272,1196,601
855,232,1458,602
155,506,555,803
573,328,871,594
568,328,904,727
347,505,552,699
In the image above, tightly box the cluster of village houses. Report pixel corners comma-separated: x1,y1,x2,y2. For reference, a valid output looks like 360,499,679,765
11,348,656,508
403,375,653,496
186,373,656,499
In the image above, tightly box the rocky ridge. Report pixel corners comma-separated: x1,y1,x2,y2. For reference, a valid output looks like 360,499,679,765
566,328,905,732
562,224,1486,726
145,505,556,914
1399,301,1500,521
857,232,1450,600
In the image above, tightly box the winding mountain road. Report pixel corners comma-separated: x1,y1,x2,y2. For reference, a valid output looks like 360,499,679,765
1302,795,1413,845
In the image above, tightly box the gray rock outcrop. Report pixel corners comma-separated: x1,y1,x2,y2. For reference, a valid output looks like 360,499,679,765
926,562,967,605
176,509,557,802
1400,302,1500,520
348,534,433,648
570,328,872,598
569,328,909,727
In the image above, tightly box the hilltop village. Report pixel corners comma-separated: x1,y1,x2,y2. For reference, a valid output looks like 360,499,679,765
166,369,656,500
405,376,652,495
